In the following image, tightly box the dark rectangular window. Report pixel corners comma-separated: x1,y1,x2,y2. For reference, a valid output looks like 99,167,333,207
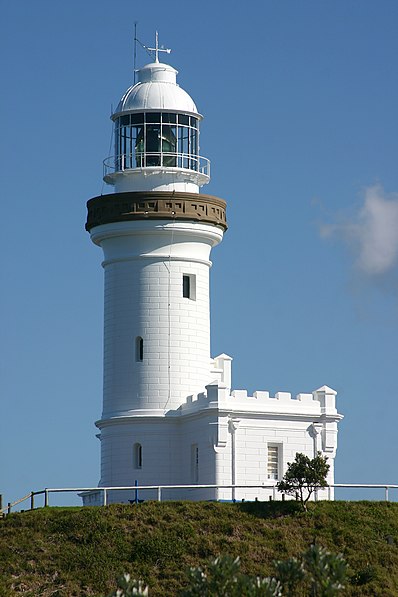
162,113,177,123
182,274,196,300
131,114,143,125
183,275,190,298
191,444,199,483
134,443,142,469
136,336,143,361
146,112,161,123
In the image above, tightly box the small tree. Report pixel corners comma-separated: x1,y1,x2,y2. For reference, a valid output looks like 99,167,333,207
276,452,329,511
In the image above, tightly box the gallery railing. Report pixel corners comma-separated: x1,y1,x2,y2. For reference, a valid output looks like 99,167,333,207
103,152,210,178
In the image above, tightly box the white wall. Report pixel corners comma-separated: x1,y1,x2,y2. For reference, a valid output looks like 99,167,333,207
90,220,224,416
84,380,340,505
215,419,320,501
97,418,181,502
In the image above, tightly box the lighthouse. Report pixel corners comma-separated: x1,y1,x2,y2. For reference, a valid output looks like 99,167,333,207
84,36,342,505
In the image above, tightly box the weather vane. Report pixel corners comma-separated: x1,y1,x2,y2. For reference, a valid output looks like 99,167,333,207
144,31,171,63
133,27,172,83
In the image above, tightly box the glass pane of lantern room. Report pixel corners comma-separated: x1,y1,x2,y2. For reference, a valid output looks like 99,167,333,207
146,112,161,123
121,127,127,169
190,129,198,169
162,125,177,166
179,127,190,167
146,125,161,166
134,126,144,167
131,127,138,167
115,120,122,170
131,114,143,125
125,126,133,168
162,113,176,124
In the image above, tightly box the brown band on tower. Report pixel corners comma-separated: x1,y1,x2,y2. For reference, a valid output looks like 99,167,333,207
86,191,227,232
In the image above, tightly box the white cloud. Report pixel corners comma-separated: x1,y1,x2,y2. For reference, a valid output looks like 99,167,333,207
321,185,398,276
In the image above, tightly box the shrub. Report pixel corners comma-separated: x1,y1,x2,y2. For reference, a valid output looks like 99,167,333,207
277,452,330,511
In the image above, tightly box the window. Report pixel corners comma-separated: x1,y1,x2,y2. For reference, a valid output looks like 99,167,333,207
133,443,142,469
183,275,190,298
182,274,196,300
191,443,199,483
136,336,143,362
267,445,280,480
114,112,200,172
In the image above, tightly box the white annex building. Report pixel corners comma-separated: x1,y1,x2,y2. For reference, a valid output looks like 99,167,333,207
83,38,343,505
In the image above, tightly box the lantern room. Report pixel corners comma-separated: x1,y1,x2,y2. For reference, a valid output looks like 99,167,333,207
103,61,210,193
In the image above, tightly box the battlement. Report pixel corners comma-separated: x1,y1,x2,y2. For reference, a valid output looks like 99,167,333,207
180,354,338,418
181,383,337,416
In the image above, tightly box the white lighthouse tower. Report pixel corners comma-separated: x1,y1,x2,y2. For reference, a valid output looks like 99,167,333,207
84,37,342,505
85,37,227,503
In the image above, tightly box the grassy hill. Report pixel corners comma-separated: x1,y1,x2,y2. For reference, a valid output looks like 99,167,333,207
1,501,398,596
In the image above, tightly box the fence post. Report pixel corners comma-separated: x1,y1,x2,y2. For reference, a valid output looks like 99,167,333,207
328,485,331,500
103,489,107,506
7,503,11,514
157,486,162,502
0,494,2,512
272,485,276,501
44,489,49,507
30,492,35,510
385,486,389,502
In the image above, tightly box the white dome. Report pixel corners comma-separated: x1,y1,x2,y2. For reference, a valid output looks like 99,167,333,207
113,62,200,117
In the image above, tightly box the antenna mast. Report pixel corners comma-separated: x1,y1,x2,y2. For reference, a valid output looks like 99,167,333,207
133,22,138,84
132,30,172,80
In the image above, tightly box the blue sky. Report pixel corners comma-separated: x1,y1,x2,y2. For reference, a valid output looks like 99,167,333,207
2,0,398,506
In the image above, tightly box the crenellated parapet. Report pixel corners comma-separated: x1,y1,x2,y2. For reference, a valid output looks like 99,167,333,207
181,382,339,418
204,354,340,417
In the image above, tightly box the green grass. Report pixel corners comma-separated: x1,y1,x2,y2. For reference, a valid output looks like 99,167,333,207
1,501,398,595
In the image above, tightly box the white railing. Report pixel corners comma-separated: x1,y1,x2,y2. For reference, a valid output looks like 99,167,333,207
2,483,398,514
103,152,210,178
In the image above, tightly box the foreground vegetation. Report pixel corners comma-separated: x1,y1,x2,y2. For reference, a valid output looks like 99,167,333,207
1,501,398,595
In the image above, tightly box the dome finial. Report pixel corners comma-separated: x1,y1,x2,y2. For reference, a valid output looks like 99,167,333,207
145,31,171,63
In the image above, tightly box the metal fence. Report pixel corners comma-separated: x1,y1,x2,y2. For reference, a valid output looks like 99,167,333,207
2,483,398,515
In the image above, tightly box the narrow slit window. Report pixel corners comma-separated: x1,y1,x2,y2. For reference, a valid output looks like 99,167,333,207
136,336,143,362
182,274,196,300
183,275,190,298
191,443,199,483
133,443,142,469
